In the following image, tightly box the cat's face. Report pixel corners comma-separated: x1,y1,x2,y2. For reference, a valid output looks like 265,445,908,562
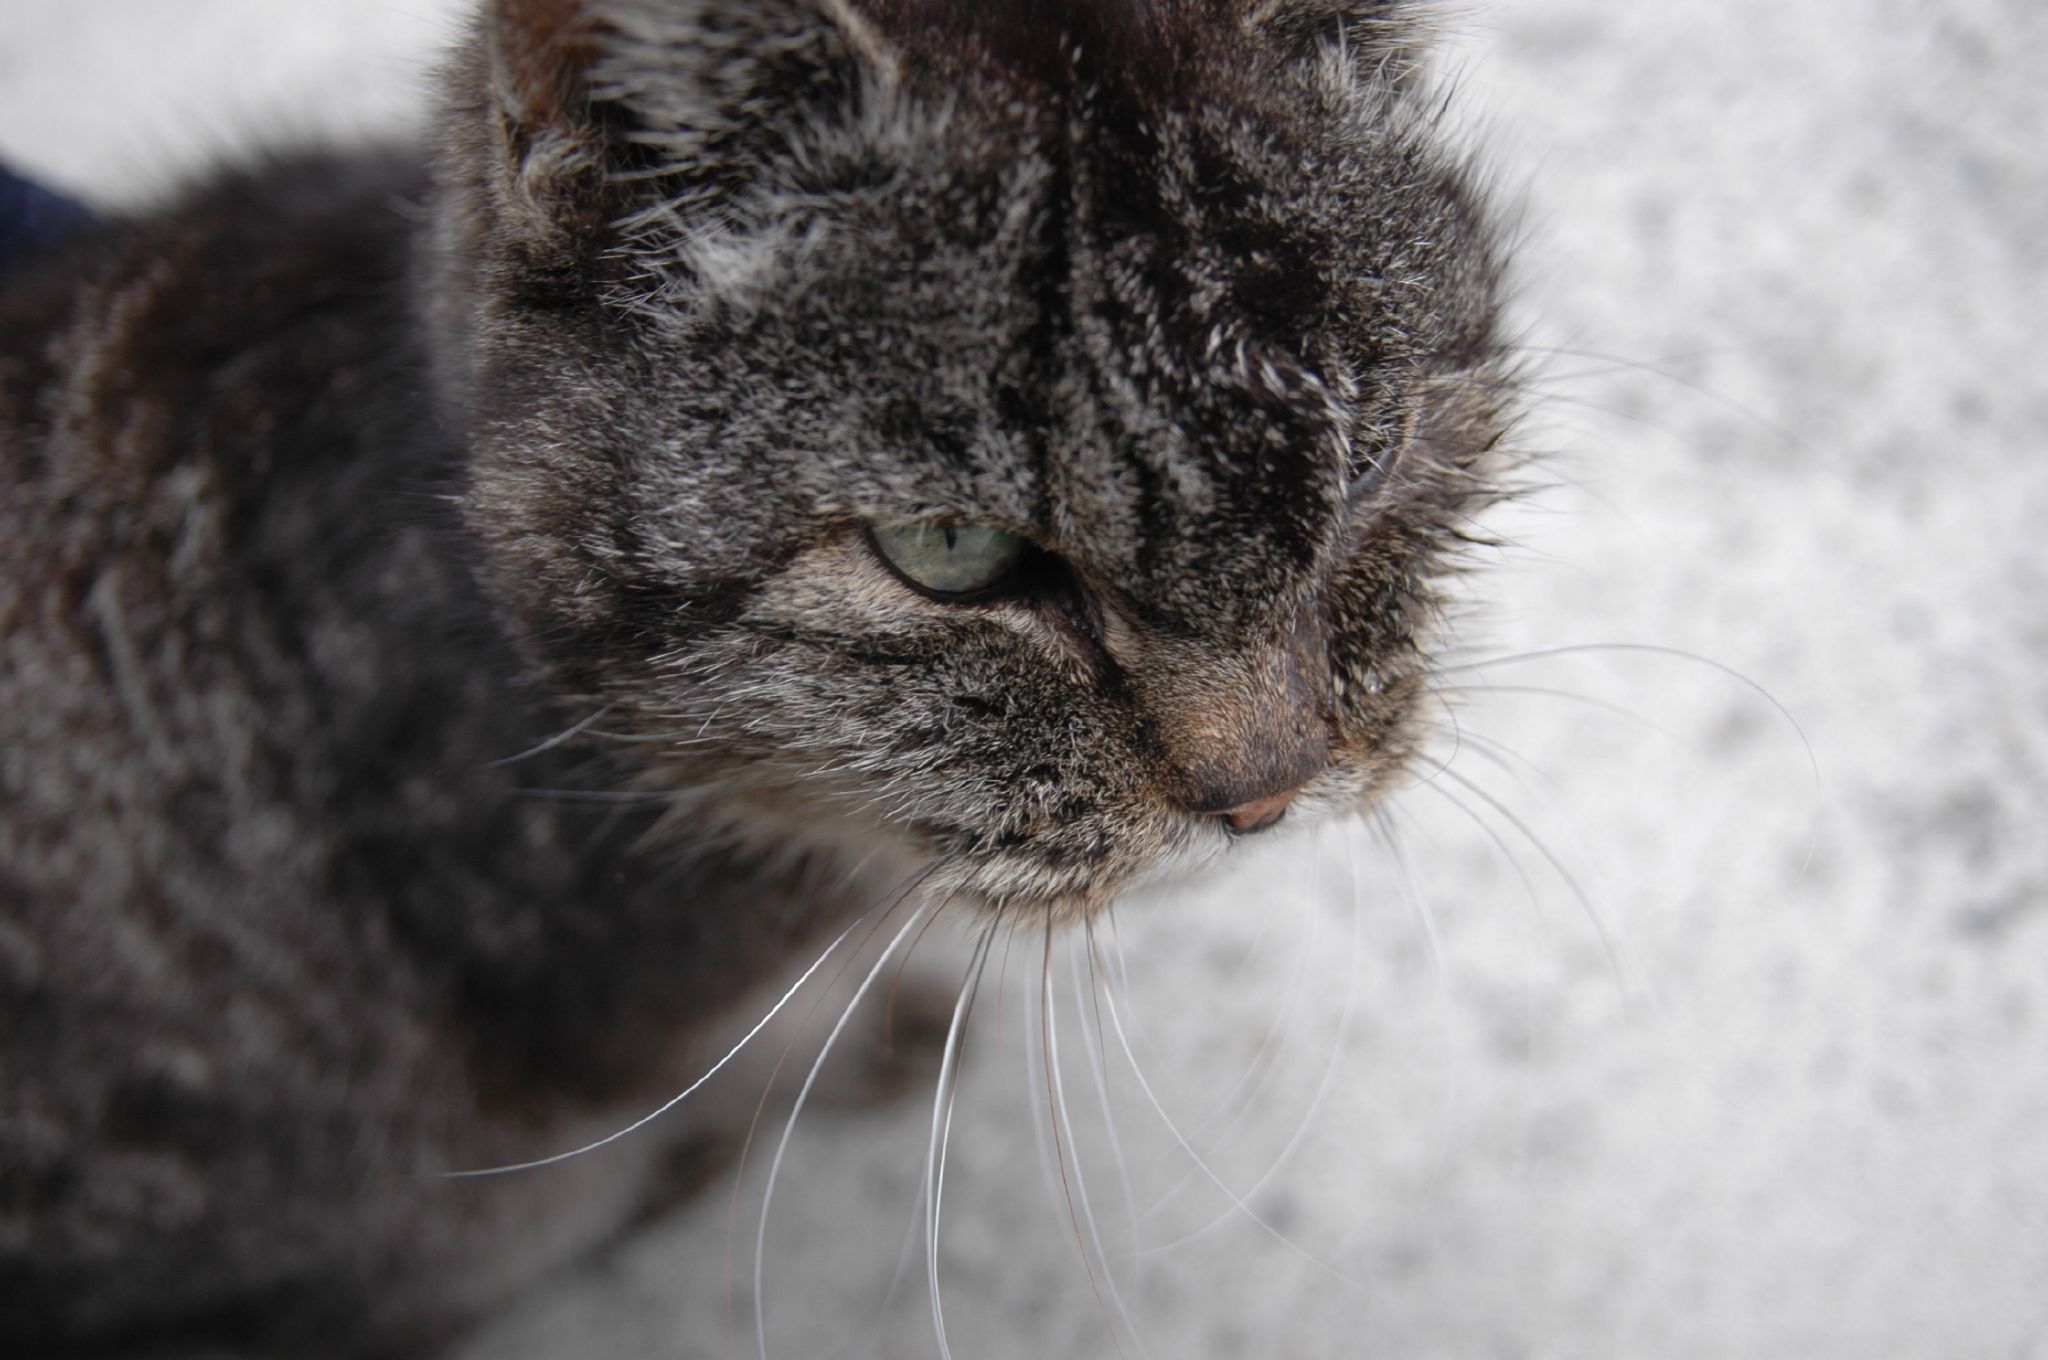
432,0,1507,915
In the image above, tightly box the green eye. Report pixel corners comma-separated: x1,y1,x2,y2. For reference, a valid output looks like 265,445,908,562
869,522,1027,598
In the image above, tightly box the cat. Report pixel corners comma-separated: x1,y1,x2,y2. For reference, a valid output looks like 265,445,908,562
0,0,1511,1354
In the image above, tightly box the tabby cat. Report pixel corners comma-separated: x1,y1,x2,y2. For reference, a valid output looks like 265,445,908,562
0,0,1509,1353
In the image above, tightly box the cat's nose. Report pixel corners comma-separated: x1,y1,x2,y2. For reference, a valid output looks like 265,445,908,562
1176,734,1326,835
1218,788,1301,835
1163,624,1331,834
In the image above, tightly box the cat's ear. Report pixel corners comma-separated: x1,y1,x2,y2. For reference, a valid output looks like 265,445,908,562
480,0,891,243
481,0,606,238
1237,0,1431,84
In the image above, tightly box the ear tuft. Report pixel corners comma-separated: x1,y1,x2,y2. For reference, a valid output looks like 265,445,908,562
477,0,614,246
1241,0,1432,83
493,0,601,133
477,0,887,249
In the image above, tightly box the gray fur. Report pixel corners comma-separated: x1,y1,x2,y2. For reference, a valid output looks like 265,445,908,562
0,0,1511,1352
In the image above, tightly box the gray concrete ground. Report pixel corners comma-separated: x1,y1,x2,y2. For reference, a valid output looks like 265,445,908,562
5,2,2045,1356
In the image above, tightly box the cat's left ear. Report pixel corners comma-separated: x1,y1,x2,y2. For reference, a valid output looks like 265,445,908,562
480,0,892,244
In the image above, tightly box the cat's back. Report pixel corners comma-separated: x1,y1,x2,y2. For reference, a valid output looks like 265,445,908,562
0,148,442,917
0,150,495,1341
0,144,818,1351
0,149,431,483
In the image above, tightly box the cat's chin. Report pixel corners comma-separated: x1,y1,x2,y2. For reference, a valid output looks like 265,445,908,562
909,805,1353,927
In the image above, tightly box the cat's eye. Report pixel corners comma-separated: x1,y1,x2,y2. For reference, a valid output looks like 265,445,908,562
869,522,1027,599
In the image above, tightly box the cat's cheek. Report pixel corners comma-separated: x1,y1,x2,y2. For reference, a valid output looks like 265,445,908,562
1293,765,1387,827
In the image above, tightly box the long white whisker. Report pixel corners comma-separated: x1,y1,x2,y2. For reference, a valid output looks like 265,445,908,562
1436,767,1652,1009
1442,679,1681,741
1371,805,1447,974
927,923,997,1360
843,1206,926,1360
1502,342,1810,451
1437,641,1816,782
721,854,909,1341
445,859,944,1179
1138,838,1320,1222
1442,727,1563,798
1444,641,1821,886
1097,909,1172,1111
1187,854,1319,1139
1045,923,1147,1358
1073,928,1145,1310
1023,939,1066,1206
1143,826,1364,1254
1092,937,1371,1299
755,898,938,1360
1403,754,1560,930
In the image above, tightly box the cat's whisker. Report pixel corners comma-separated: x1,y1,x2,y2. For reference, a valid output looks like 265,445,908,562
1444,641,1808,741
926,922,998,1360
444,857,948,1179
1136,848,1320,1222
1073,927,1147,1313
1430,365,1721,434
835,1201,929,1360
1042,921,1146,1359
753,895,940,1360
1328,809,1481,1261
1496,341,1810,453
486,704,615,767
1091,936,1372,1299
1397,781,1548,933
1152,898,1314,1162
1441,725,1630,906
1443,726,1567,796
580,726,732,746
1140,825,1363,1256
1022,944,1068,1207
721,846,911,1342
1437,679,1682,741
1096,909,1163,1077
1438,641,1821,884
1372,802,1455,973
1213,859,1280,986
1400,679,1472,793
1435,766,1654,1008
1441,640,1745,687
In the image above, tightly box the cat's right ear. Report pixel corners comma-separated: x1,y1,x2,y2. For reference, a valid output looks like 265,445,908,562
479,0,891,250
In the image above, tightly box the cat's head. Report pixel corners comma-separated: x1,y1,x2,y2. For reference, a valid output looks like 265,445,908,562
428,0,1509,917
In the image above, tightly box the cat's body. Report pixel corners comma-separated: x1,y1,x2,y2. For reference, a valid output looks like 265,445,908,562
0,1,1510,1353
0,148,851,1353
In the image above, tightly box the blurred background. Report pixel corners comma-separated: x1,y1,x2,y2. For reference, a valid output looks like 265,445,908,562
3,1,2043,1355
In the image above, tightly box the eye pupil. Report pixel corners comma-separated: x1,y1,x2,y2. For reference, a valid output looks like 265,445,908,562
869,522,1027,599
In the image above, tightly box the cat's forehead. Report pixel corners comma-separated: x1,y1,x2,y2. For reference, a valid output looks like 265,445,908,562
607,9,1406,626
844,97,1351,621
658,75,1354,627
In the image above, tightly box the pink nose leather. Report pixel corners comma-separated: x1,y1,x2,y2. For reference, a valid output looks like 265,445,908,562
1221,787,1299,834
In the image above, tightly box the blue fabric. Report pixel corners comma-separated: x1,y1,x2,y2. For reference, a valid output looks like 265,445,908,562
0,162,96,282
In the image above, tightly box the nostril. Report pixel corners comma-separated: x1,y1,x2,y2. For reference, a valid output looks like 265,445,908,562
1219,788,1299,835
